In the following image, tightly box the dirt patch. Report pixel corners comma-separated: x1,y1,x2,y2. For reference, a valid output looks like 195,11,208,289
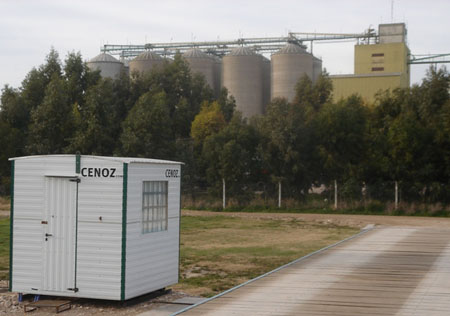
0,290,194,315
0,197,9,217
182,210,450,228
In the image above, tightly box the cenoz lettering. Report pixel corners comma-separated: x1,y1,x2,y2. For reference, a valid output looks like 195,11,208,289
165,169,179,178
81,167,116,178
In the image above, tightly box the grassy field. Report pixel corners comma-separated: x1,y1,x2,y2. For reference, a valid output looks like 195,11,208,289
173,215,358,297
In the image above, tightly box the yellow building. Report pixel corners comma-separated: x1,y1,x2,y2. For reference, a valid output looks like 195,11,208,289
331,23,410,104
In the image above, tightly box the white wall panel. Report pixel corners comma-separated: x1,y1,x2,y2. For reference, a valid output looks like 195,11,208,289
12,157,75,293
125,163,181,299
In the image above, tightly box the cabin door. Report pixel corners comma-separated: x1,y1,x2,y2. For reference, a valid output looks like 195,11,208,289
42,176,79,293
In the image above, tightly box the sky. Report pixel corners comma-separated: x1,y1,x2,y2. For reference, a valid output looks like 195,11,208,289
1,0,449,91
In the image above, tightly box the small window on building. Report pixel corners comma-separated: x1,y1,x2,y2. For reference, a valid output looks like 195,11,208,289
372,53,384,57
142,181,168,233
372,67,384,71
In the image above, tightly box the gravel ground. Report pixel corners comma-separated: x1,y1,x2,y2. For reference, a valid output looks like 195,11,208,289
0,289,193,315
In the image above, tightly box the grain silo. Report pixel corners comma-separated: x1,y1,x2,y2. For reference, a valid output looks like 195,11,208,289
87,53,124,79
262,57,271,113
313,57,322,82
183,48,216,94
213,57,222,97
121,58,130,77
271,43,314,101
222,47,264,118
129,51,164,76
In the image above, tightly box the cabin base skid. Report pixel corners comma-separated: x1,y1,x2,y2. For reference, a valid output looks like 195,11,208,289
24,299,71,313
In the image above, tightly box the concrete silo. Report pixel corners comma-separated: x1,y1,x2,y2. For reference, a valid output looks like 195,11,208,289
313,57,322,82
129,51,164,76
214,57,222,97
121,58,130,77
183,48,216,94
87,53,123,79
262,57,271,113
222,47,264,118
271,43,314,101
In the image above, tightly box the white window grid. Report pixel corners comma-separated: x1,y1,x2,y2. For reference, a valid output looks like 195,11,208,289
142,181,168,233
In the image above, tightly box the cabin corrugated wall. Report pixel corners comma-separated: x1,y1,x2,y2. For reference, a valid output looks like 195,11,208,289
12,156,75,293
76,157,124,300
12,156,125,300
125,163,181,299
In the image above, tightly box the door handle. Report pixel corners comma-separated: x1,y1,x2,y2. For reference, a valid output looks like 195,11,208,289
45,233,53,237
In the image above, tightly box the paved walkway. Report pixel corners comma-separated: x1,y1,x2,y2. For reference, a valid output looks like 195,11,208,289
175,226,450,315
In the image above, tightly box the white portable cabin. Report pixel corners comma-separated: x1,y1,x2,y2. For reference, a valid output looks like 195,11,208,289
9,155,182,300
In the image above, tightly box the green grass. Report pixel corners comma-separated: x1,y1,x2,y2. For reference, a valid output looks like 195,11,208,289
0,218,9,280
175,215,358,297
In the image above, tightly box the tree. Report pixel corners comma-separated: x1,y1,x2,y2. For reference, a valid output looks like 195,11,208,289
146,53,214,139
293,71,333,116
41,48,62,85
0,120,21,194
202,113,262,201
216,87,236,122
15,48,65,135
27,74,74,154
379,67,450,201
257,97,313,197
67,79,117,155
64,51,101,107
120,91,174,159
0,86,27,131
191,101,226,144
315,95,368,189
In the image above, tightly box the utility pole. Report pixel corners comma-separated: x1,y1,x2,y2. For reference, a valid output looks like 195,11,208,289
334,180,338,210
278,181,282,208
222,178,226,209
395,181,398,210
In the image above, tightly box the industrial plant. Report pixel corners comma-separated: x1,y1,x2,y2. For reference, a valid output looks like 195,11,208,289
87,23,447,117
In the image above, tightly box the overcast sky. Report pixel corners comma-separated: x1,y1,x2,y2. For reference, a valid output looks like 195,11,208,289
1,0,449,91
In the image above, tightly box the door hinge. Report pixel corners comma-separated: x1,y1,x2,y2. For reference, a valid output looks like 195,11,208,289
69,178,81,183
67,287,79,292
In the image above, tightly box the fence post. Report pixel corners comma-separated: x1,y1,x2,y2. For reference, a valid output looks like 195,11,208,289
395,181,398,210
334,179,338,210
278,181,282,208
222,178,226,209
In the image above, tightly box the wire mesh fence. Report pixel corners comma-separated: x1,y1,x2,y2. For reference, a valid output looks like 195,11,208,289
181,180,450,215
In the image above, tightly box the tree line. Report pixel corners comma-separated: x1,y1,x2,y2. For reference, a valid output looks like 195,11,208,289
0,49,449,205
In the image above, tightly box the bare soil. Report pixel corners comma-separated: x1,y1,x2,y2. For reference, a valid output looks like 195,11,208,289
0,290,192,315
0,197,9,217
182,210,450,228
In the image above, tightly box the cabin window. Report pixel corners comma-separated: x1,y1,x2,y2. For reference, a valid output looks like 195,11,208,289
142,181,168,233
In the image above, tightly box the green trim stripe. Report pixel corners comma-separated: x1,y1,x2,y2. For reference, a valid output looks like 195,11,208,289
75,154,81,174
9,161,14,292
74,181,79,291
178,166,181,283
120,163,128,301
